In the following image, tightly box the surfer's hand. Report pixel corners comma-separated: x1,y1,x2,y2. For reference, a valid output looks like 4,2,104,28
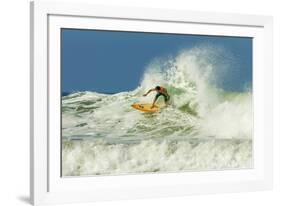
143,94,147,97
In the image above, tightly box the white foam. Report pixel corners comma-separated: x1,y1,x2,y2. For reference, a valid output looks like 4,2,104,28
62,46,253,176
62,139,252,176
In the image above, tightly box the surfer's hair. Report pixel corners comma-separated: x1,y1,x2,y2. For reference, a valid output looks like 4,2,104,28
155,86,161,90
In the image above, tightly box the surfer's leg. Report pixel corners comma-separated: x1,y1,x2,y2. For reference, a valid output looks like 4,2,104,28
164,95,170,105
152,94,160,108
155,93,161,102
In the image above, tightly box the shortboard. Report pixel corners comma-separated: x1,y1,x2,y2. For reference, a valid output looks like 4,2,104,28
131,103,161,113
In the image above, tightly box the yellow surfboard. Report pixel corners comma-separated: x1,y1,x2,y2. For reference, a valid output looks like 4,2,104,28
131,103,161,113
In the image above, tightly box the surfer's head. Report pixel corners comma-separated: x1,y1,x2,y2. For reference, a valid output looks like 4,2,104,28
155,86,161,91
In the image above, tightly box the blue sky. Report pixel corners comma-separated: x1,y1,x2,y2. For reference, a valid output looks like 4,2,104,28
61,29,252,93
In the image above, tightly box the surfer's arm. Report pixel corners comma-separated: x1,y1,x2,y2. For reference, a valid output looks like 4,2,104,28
162,90,169,97
143,89,155,96
163,91,169,96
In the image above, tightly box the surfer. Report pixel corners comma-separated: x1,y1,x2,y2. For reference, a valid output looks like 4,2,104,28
143,86,170,108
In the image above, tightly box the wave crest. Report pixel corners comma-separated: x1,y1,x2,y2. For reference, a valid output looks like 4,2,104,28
62,46,252,142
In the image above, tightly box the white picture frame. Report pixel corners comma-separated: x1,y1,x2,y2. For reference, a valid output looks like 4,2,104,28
30,1,273,205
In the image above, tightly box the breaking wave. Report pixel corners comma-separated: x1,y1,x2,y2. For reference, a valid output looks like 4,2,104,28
62,46,253,176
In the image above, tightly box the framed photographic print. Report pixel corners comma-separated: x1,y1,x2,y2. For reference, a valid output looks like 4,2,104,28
30,1,273,205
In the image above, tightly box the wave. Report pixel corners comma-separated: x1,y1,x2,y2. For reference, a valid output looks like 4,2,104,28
62,46,253,175
62,46,252,141
62,138,252,176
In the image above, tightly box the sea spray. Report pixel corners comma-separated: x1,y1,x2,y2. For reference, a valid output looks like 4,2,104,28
62,46,252,176
62,139,252,176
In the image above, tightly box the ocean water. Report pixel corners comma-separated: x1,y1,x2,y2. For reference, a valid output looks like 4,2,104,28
62,47,253,176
